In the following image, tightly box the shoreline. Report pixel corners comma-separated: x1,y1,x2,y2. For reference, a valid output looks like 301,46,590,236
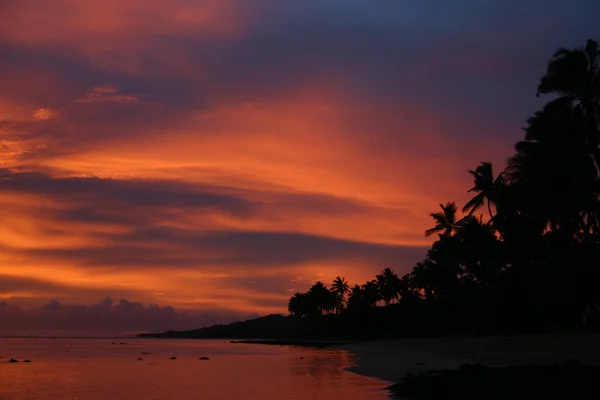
228,339,348,348
336,332,600,385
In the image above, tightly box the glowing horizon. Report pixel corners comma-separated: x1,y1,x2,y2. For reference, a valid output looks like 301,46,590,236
0,0,598,332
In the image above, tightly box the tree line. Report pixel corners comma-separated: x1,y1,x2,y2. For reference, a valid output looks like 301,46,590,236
288,269,408,317
287,39,600,334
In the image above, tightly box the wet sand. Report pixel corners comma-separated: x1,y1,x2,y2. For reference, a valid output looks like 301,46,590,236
338,332,600,383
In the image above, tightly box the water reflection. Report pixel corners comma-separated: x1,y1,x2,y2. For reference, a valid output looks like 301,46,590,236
0,339,389,400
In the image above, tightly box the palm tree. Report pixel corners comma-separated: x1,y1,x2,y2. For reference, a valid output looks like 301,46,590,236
376,268,401,305
308,281,334,315
425,202,461,237
398,273,420,301
462,162,503,219
455,215,503,286
537,38,600,154
361,280,381,307
505,98,597,235
346,284,364,313
331,276,350,313
410,262,426,297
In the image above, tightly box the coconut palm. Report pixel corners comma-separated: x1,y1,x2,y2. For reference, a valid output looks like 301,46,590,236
361,280,381,307
398,273,420,301
376,268,401,305
506,98,597,235
462,162,503,219
346,284,365,313
331,276,350,313
425,202,461,237
308,281,335,315
537,38,600,153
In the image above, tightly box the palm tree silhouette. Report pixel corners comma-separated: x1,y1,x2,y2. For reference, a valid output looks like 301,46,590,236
376,268,401,305
280,38,600,337
537,38,600,155
331,276,350,313
361,280,381,307
347,284,365,313
308,281,335,315
462,162,503,219
506,98,597,235
425,202,461,237
288,293,309,318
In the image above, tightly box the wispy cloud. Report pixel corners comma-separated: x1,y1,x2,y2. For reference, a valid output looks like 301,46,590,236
75,85,144,104
0,0,599,332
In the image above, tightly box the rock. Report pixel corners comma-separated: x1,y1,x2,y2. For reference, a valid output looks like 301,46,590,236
300,357,304,359
137,358,143,361
170,357,177,360
23,360,32,363
9,359,18,363
142,352,151,355
199,357,210,360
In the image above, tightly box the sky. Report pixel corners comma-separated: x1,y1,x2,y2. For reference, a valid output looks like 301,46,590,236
0,0,599,334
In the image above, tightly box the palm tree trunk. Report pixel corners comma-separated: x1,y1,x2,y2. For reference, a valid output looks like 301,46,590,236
487,200,493,220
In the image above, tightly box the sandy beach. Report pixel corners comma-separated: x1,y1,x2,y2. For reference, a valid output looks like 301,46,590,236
339,333,600,383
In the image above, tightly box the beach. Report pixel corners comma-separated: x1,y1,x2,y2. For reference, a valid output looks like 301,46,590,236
339,332,600,383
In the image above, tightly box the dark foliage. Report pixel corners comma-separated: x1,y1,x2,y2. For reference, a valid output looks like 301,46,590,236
282,38,600,336
140,39,600,341
389,362,600,400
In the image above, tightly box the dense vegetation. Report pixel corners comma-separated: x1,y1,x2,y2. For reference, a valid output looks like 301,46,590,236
286,38,600,336
141,39,600,340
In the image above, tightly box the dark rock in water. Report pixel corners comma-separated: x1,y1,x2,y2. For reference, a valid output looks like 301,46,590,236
9,359,18,363
137,358,143,361
119,343,126,345
170,357,177,360
142,352,151,355
23,360,32,363
300,357,304,360
198,357,210,360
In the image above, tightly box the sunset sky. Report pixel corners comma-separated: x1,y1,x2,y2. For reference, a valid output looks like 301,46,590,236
1,0,599,333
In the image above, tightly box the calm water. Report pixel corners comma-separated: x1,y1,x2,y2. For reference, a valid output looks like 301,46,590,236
0,338,390,400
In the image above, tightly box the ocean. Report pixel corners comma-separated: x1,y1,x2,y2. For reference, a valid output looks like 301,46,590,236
0,338,390,399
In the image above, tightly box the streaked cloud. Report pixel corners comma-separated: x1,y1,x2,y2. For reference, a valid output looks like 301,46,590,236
0,0,599,332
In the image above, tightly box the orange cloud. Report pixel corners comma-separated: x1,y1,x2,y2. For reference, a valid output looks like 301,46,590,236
2,0,590,332
0,79,504,320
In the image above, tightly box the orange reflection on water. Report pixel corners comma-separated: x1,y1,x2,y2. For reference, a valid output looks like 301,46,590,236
0,338,389,400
